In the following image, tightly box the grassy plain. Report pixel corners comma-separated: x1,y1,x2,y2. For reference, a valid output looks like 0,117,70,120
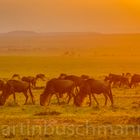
0,56,140,139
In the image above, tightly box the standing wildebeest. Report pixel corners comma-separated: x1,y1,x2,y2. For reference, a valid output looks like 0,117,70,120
0,80,35,105
36,74,46,80
74,79,114,107
59,74,84,86
21,76,36,88
130,74,140,88
34,74,46,87
40,78,75,106
105,73,129,88
22,74,46,88
58,74,87,93
11,74,20,80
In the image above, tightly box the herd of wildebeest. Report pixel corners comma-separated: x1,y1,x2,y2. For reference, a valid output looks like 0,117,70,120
0,72,140,107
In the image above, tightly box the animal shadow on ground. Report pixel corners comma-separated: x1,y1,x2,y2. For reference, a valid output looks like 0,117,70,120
34,111,62,116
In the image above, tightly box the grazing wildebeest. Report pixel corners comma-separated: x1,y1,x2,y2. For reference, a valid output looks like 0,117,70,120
130,74,140,88
105,73,129,88
119,77,130,88
74,79,114,107
40,78,75,106
0,80,35,105
0,80,5,91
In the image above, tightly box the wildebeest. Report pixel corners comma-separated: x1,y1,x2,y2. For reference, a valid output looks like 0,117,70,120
130,74,140,88
0,80,35,105
105,73,129,88
58,74,87,93
22,74,46,88
21,76,36,88
11,74,20,80
0,80,5,91
36,74,46,80
74,79,114,107
59,74,85,85
40,78,75,106
81,75,90,80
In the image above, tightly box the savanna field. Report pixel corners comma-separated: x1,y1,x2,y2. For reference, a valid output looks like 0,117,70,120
0,0,140,139
0,55,140,140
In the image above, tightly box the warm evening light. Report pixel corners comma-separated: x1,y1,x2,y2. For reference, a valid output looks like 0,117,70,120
0,1,140,140
0,0,140,33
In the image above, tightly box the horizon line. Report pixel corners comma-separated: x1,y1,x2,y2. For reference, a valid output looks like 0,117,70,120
0,30,140,35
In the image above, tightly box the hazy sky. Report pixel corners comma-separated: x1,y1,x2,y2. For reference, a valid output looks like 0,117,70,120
0,0,140,33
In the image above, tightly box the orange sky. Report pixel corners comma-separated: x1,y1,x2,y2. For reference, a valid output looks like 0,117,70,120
0,0,140,33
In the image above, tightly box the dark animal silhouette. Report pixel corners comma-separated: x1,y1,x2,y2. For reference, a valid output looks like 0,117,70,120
59,74,83,85
11,74,20,80
21,74,46,88
74,79,114,107
0,80,35,105
36,74,46,80
0,80,5,91
81,75,90,80
34,74,46,87
21,76,36,88
58,74,87,93
40,78,75,106
105,74,129,88
130,74,140,88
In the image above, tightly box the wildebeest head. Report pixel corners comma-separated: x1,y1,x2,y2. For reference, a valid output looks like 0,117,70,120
40,90,52,106
0,94,7,106
74,80,90,107
74,89,89,107
0,84,10,106
40,93,46,106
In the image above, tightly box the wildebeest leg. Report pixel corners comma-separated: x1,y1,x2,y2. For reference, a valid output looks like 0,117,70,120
28,86,35,104
103,93,108,106
119,81,122,88
67,92,74,104
108,89,114,107
92,94,99,106
88,93,92,107
23,92,28,105
29,91,35,105
47,94,53,106
13,93,16,103
56,92,60,105
75,86,79,94
67,88,75,104
67,94,71,104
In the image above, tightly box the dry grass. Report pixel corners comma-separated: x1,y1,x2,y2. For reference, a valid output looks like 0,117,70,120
0,56,140,139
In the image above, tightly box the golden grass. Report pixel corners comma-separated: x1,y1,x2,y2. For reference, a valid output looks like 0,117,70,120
0,56,140,139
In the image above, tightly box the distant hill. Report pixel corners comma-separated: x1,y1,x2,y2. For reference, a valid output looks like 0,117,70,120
0,31,38,37
0,31,140,57
0,31,101,37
